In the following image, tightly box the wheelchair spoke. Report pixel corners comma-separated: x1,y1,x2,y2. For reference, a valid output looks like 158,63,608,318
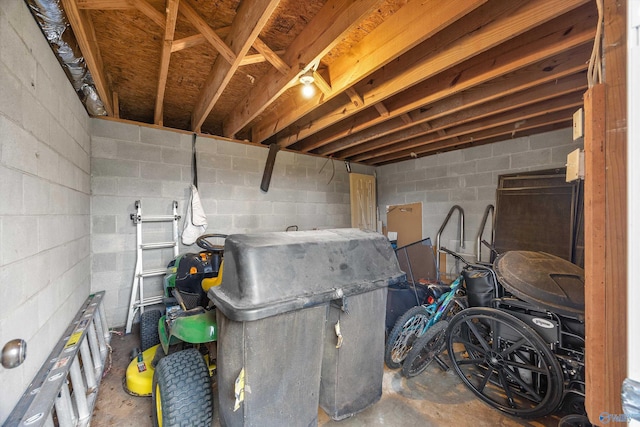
502,365,543,402
478,365,493,393
498,368,517,409
452,336,486,356
503,359,547,374
465,320,491,352
500,337,528,359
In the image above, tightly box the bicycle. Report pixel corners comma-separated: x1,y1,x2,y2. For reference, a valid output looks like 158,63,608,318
384,251,467,370
401,248,496,378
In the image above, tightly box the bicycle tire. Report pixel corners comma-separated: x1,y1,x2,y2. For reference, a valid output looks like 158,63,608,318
402,320,449,378
384,305,432,369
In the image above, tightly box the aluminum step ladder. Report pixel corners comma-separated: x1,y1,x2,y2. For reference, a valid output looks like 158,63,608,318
4,292,110,427
125,200,180,334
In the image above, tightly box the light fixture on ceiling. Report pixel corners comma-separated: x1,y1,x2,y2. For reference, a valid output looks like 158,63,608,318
299,69,316,98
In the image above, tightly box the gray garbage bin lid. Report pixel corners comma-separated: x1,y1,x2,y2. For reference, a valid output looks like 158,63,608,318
209,229,405,321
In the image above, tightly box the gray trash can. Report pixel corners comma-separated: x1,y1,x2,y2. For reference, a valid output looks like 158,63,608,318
209,229,404,427
320,286,387,420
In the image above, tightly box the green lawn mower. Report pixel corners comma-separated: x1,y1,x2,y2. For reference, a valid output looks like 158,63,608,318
125,234,226,427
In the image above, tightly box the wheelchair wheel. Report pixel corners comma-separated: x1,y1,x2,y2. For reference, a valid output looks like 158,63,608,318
447,308,564,419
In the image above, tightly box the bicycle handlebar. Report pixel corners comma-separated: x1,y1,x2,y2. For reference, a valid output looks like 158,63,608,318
439,247,491,270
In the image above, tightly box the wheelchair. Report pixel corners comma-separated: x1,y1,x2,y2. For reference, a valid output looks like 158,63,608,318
445,250,586,420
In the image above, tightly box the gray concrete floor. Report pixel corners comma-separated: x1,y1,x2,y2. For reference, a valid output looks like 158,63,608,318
91,328,560,427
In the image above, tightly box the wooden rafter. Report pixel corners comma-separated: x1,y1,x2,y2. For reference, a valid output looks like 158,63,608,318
190,0,281,132
336,72,588,159
252,38,290,75
60,0,114,116
310,46,590,156
289,7,595,154
266,0,591,148
251,0,489,145
56,0,599,167
77,0,132,9
352,93,583,162
154,0,180,125
367,109,575,165
179,0,236,65
222,0,386,138
309,35,593,156
130,0,165,28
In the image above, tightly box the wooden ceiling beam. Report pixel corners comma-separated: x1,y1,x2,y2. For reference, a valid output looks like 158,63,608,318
130,0,165,28
312,70,332,96
171,34,206,52
345,88,364,108
253,38,290,75
358,106,578,164
336,72,587,159
60,0,114,116
153,0,180,125
221,0,387,139
190,0,281,132
293,14,594,155
371,122,571,166
272,0,591,150
251,0,488,145
179,0,236,65
241,50,286,66
77,0,132,9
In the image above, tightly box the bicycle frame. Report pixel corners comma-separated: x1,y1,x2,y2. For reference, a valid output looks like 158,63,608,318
422,275,464,331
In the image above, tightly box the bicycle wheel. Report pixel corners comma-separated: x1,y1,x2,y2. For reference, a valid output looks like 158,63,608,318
402,320,449,378
384,305,432,369
447,308,564,419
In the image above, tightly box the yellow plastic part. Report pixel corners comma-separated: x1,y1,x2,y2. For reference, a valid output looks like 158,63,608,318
201,261,224,292
155,382,163,427
125,345,158,396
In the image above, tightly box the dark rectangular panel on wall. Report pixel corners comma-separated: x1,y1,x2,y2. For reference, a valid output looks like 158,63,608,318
493,168,583,265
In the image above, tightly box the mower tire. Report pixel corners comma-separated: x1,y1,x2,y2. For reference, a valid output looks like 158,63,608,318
140,309,162,352
152,348,212,427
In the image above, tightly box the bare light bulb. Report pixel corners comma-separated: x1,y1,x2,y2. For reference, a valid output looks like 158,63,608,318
301,82,316,98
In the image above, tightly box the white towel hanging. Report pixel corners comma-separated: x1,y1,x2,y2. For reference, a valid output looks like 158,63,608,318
182,184,207,245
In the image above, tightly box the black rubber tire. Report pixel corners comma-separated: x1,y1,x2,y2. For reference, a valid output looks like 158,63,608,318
558,414,593,427
447,308,564,419
385,305,432,369
152,348,213,427
140,309,162,352
402,320,449,378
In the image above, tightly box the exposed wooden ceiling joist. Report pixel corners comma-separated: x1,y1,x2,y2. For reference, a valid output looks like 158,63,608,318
221,0,386,138
296,6,596,156
153,0,180,125
252,0,490,145
51,0,597,165
189,0,282,132
266,0,591,150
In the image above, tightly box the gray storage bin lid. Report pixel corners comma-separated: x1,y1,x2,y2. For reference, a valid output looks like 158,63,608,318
208,229,405,321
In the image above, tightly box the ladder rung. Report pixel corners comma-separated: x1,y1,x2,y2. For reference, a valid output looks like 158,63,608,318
138,295,164,306
140,268,166,277
140,215,179,222
141,242,177,250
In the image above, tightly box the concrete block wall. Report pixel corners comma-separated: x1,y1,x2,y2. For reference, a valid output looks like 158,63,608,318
377,128,582,272
90,118,373,326
0,1,91,423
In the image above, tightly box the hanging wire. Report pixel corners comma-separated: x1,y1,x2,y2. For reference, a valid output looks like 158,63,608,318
587,0,604,87
318,156,336,185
